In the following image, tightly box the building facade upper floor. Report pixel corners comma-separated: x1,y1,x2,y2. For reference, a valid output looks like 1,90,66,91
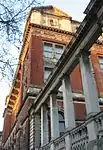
2,3,103,149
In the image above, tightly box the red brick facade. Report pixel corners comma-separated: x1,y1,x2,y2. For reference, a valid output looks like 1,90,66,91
2,6,103,150
28,35,44,86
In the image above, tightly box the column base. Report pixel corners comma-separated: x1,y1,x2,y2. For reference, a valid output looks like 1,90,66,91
65,135,71,150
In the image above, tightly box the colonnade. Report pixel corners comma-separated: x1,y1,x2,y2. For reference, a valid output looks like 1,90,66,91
29,53,100,150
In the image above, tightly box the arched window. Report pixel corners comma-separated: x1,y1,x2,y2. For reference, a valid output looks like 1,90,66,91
48,111,65,140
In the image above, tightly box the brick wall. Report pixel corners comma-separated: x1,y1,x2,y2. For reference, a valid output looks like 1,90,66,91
70,64,83,93
17,98,30,125
57,100,86,121
91,54,103,96
2,113,12,142
27,35,44,87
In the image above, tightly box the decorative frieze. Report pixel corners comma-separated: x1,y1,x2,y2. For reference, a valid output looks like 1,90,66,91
32,27,72,44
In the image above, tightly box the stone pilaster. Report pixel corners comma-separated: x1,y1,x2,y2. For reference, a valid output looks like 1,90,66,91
62,76,75,130
34,113,41,150
29,109,41,150
62,76,76,150
41,104,49,146
50,92,59,140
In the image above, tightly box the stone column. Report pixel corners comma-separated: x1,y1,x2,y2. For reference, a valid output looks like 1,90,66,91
80,53,100,142
41,104,49,146
62,76,76,150
62,76,75,129
80,53,100,116
50,92,59,140
50,92,59,150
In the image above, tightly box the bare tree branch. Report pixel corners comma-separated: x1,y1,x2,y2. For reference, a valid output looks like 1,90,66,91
0,0,44,84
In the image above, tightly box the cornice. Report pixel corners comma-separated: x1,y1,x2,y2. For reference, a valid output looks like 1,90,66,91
31,23,75,36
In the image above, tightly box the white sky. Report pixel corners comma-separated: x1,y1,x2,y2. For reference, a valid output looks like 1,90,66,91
44,0,90,21
0,0,90,131
0,82,10,131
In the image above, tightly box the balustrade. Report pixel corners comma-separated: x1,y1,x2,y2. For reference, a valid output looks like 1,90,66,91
54,135,65,150
40,123,88,150
39,142,51,150
94,112,103,137
70,124,88,150
39,111,103,150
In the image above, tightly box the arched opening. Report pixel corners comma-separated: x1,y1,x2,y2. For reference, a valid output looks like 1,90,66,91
59,111,65,136
48,111,65,141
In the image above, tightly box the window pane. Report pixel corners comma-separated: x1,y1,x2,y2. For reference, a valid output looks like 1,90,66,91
44,69,52,81
100,64,103,69
43,43,53,58
99,57,103,70
44,43,52,52
99,57,103,64
59,113,65,135
59,122,65,134
55,45,63,53
55,45,63,59
43,42,64,59
44,51,52,58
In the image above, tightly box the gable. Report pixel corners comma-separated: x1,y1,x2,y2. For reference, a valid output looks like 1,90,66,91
32,5,71,18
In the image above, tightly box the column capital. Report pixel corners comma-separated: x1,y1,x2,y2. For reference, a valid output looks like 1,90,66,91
29,109,40,121
42,103,48,108
30,108,35,116
79,51,90,59
50,90,58,95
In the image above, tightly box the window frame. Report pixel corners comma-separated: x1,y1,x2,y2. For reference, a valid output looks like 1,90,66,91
43,67,53,82
59,111,65,136
43,42,53,58
43,41,64,60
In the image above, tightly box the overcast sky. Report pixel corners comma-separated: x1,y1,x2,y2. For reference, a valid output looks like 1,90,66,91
44,0,90,21
0,0,90,131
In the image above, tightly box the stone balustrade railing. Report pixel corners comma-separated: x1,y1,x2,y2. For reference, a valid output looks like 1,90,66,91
40,111,103,150
54,135,65,150
40,142,51,150
94,111,103,137
70,124,88,150
40,124,88,150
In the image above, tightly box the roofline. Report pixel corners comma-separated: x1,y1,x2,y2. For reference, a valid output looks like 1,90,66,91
30,5,70,17
23,5,72,38
72,19,81,24
20,22,75,61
